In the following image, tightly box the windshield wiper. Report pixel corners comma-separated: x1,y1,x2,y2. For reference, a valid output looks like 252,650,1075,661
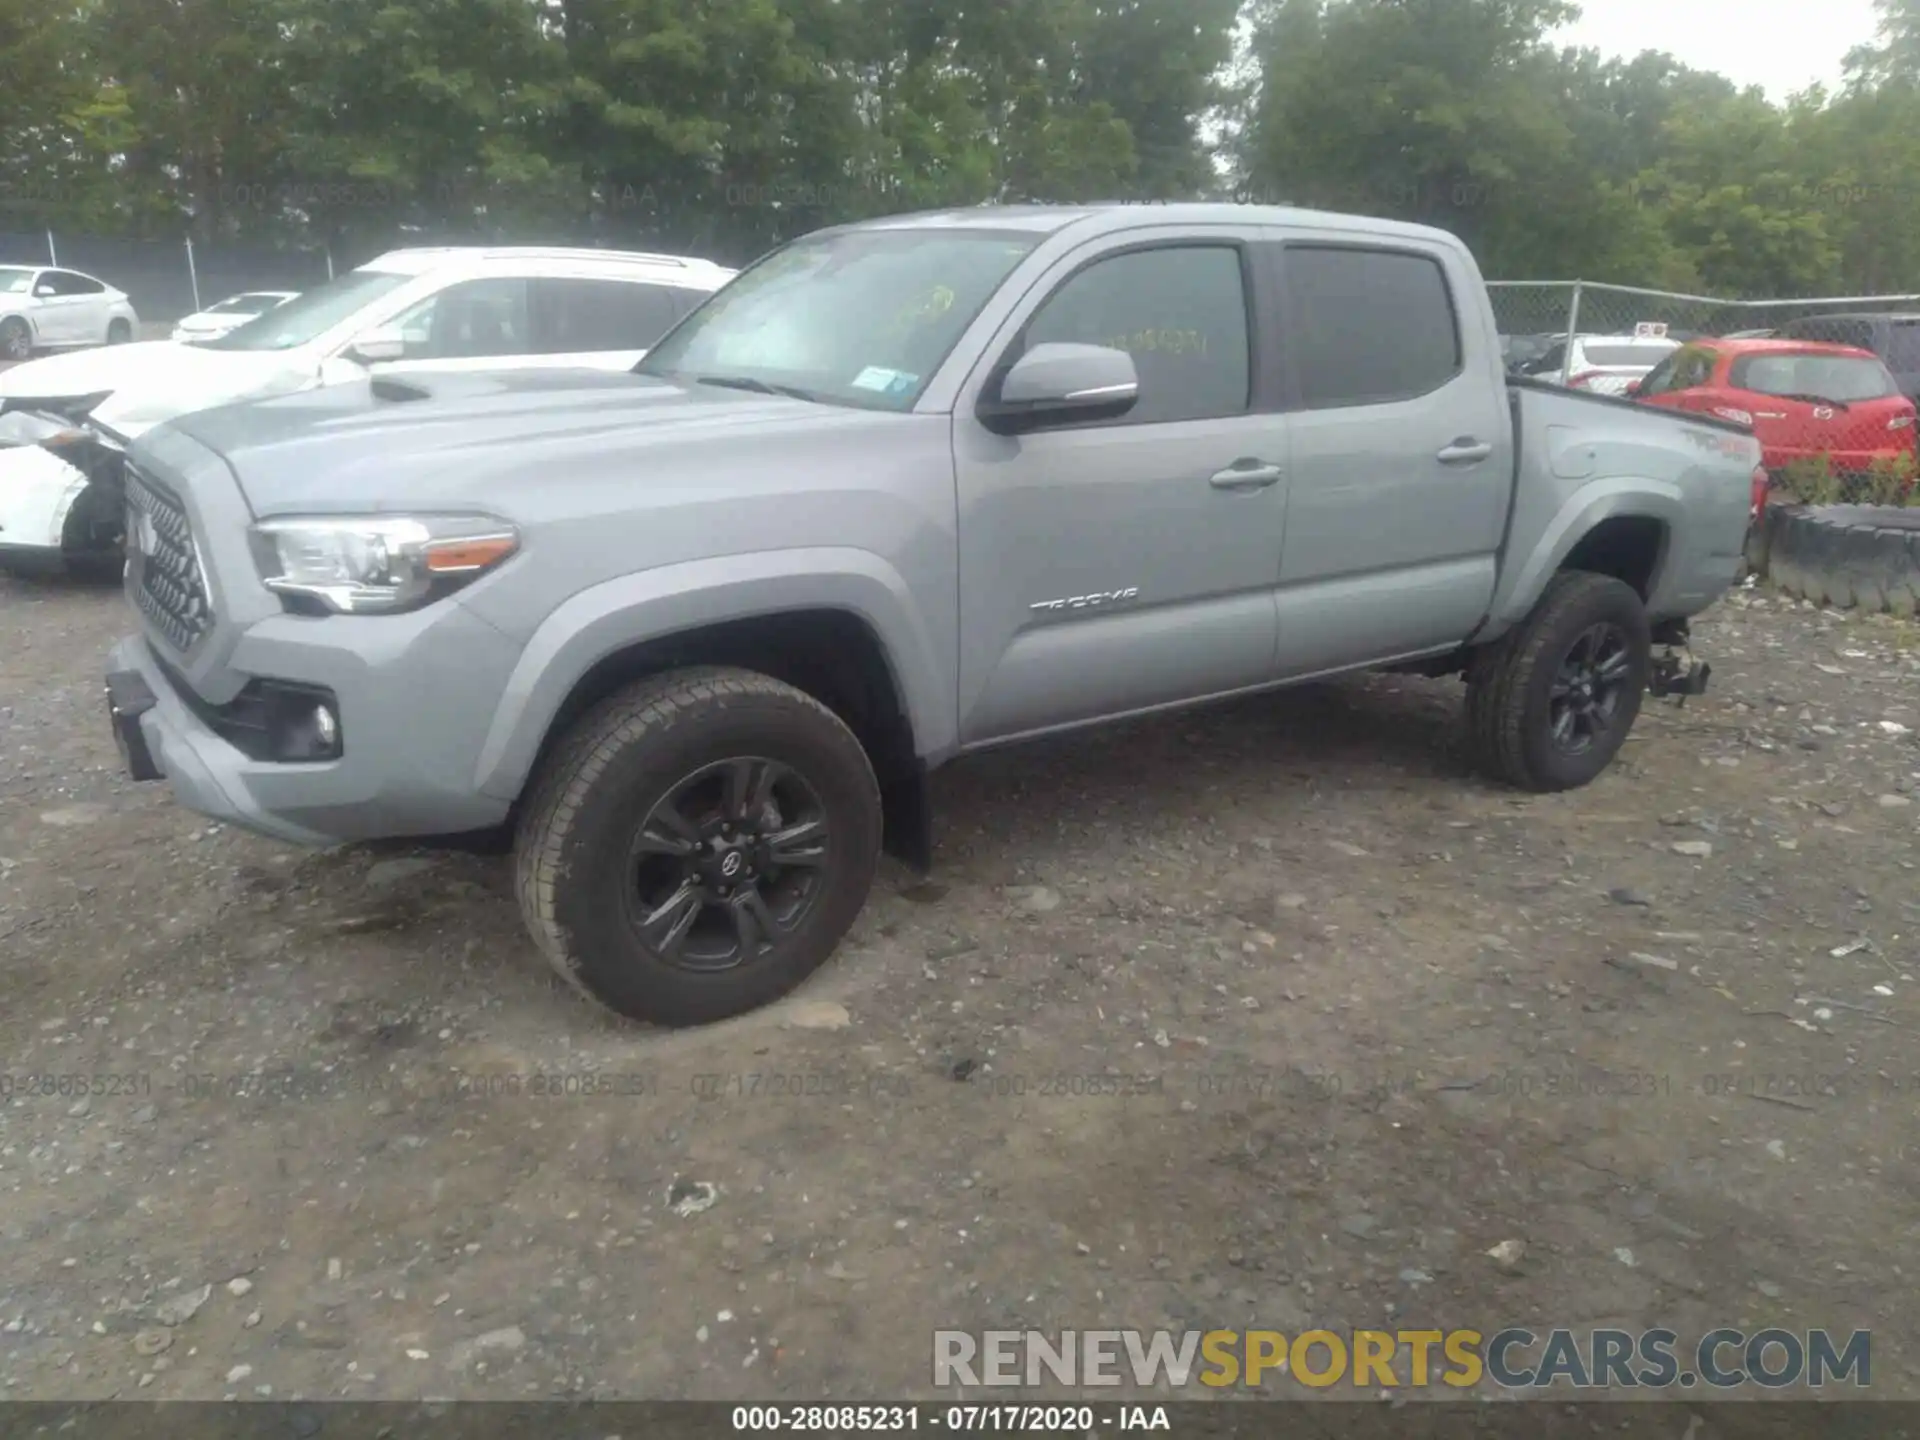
1775,392,1850,410
691,373,822,403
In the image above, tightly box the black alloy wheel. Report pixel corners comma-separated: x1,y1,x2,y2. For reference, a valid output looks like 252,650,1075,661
625,756,831,971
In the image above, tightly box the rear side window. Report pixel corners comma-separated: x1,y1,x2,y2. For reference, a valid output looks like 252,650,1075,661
1731,353,1897,402
1285,246,1461,407
534,278,686,353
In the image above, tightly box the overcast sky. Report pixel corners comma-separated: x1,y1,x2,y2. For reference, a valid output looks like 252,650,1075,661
1552,0,1882,99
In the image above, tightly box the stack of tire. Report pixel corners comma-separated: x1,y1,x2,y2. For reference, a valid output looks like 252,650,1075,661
1749,504,1920,617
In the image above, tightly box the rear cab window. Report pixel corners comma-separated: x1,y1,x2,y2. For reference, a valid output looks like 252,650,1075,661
1281,245,1461,407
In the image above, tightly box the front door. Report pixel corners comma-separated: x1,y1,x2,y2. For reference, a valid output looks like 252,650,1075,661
951,229,1289,745
1271,241,1513,676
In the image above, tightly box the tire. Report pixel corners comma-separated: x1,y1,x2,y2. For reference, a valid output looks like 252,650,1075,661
106,319,132,344
513,665,882,1026
1465,571,1651,792
0,317,31,360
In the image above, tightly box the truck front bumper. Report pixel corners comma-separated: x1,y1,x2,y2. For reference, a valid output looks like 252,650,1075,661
106,623,519,847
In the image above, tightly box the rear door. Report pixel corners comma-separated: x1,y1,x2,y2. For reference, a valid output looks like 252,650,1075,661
1272,238,1511,675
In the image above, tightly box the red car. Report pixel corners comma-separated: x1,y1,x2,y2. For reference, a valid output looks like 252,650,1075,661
1629,339,1917,511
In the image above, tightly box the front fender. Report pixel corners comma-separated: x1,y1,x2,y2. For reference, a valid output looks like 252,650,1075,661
469,546,955,803
1491,478,1683,627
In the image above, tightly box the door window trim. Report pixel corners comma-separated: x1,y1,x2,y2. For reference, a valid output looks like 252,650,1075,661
1274,240,1465,410
974,236,1273,431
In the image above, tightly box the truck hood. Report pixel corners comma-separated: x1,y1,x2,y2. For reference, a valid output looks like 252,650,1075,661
161,367,898,515
0,341,317,439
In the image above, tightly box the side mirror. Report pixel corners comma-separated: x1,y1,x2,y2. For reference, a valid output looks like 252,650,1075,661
345,324,407,365
978,342,1139,434
34,284,57,298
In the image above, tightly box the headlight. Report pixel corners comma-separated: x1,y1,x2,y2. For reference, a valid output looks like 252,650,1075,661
249,514,519,614
0,409,93,451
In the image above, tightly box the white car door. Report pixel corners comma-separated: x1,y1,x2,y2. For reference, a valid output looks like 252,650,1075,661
47,271,111,342
28,272,78,343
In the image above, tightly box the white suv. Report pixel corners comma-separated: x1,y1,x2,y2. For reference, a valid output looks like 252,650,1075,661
0,246,734,570
0,265,141,359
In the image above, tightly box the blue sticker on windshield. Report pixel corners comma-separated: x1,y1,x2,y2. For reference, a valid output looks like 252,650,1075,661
852,366,917,393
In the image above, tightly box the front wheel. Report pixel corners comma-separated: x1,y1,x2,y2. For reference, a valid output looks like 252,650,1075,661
1,317,31,360
1465,571,1651,792
514,666,882,1026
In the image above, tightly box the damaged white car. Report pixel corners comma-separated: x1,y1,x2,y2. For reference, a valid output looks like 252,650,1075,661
0,245,734,572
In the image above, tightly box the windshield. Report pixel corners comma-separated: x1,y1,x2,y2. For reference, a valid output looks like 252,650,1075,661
1732,353,1896,402
1582,343,1673,367
0,268,33,294
196,269,411,351
212,293,288,315
636,228,1043,409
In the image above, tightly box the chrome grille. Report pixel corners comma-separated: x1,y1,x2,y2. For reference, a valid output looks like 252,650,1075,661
125,467,212,651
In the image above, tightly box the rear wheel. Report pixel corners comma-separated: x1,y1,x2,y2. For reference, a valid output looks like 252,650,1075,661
1466,571,1651,791
1,317,31,360
106,319,133,344
514,666,882,1026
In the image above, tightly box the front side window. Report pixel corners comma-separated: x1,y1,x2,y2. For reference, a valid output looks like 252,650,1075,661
385,278,530,359
637,228,1041,410
1287,246,1461,406
199,267,414,351
1015,245,1251,425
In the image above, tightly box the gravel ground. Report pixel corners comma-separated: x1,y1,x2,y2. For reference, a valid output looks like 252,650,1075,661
2,570,1918,1404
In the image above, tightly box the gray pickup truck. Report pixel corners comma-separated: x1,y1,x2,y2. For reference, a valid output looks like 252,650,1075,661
103,204,1759,1026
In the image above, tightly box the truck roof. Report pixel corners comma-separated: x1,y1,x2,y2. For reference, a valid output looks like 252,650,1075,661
828,202,1471,252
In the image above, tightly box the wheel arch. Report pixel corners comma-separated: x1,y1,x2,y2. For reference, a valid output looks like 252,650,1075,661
472,553,953,869
1492,482,1682,628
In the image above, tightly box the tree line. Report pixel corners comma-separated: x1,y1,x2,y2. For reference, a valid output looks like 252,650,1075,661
3,0,1918,294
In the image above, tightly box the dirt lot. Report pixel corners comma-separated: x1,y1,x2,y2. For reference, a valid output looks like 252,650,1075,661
2,569,1918,1405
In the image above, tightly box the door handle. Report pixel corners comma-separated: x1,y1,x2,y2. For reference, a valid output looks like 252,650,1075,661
1436,437,1493,464
1209,461,1283,490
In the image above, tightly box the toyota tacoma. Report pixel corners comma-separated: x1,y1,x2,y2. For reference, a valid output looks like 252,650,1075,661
103,204,1759,1026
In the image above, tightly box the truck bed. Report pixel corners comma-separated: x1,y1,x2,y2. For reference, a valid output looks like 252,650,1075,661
1487,376,1760,629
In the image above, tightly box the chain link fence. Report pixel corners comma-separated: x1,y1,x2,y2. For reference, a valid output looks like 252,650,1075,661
0,231,335,325
1491,281,1920,507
